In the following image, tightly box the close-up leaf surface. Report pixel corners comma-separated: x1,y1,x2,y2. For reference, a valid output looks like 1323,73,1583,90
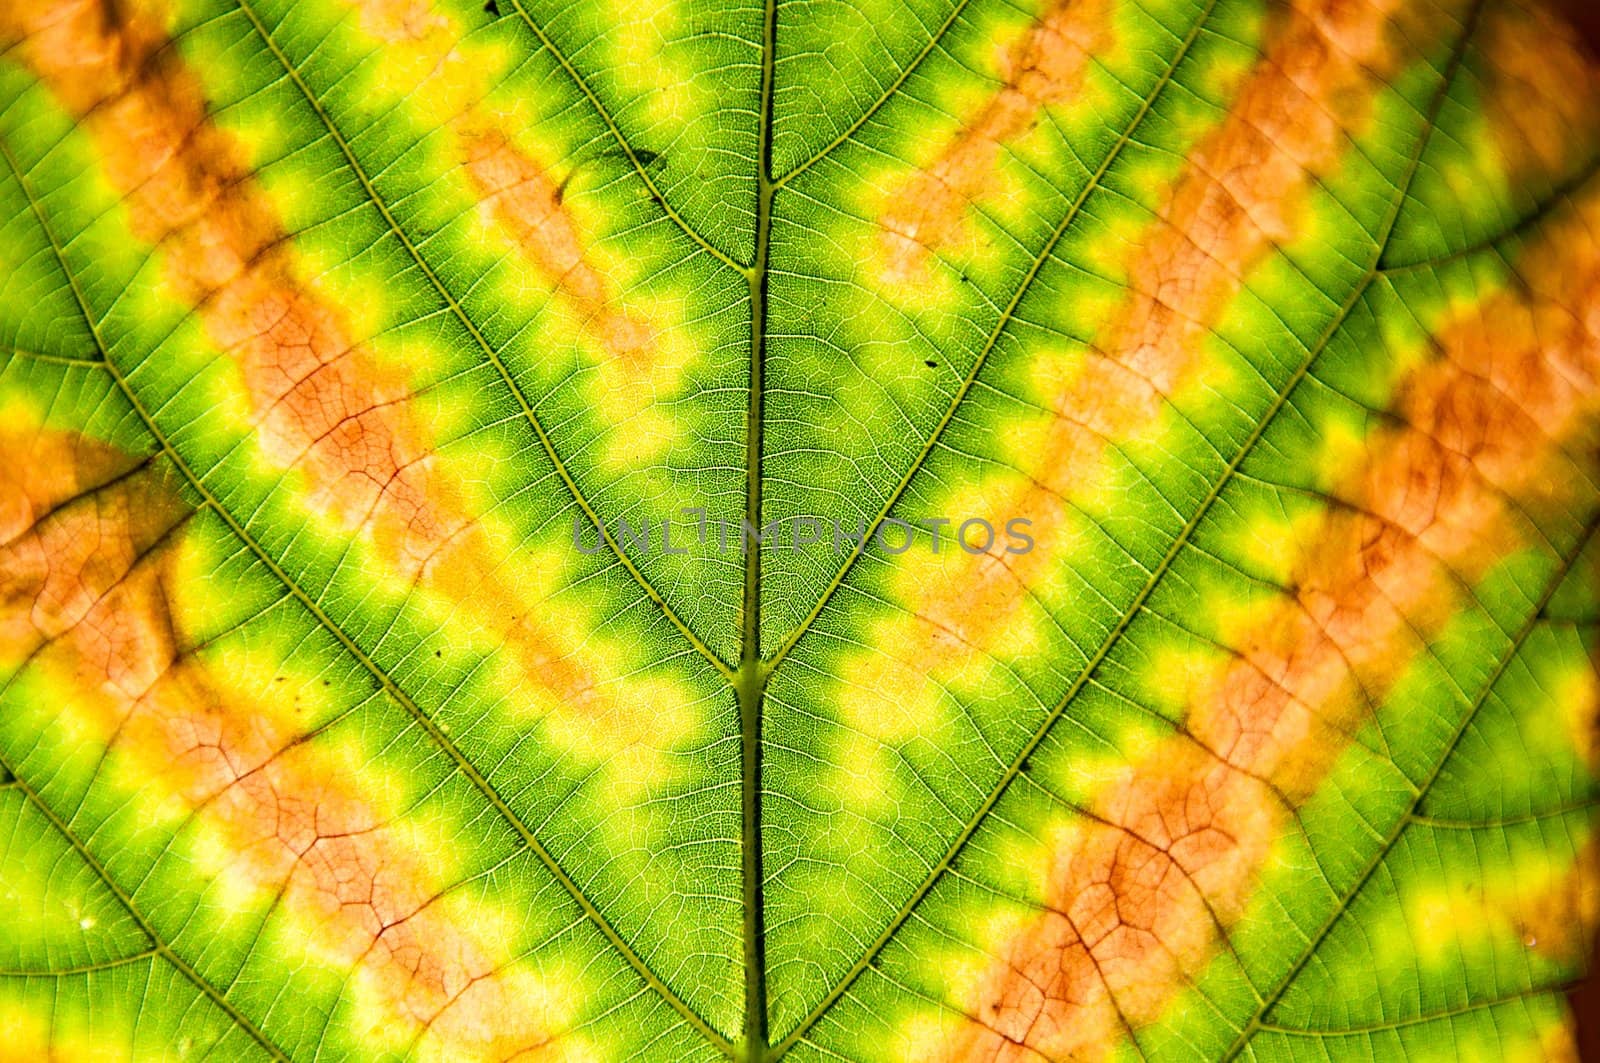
1,0,1599,1059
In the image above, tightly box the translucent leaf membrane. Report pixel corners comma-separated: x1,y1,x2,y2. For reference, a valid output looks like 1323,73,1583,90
1,0,1598,1060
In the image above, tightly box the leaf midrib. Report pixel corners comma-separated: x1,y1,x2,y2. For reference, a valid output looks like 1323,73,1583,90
738,0,780,1057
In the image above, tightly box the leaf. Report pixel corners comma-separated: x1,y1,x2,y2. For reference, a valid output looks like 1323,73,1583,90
1,0,1598,1060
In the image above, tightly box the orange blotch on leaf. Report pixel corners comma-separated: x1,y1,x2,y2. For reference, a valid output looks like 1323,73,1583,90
943,112,1600,1063
1477,2,1600,189
350,0,659,375
0,0,652,741
462,130,656,369
0,424,582,1060
877,0,1110,283
883,0,1408,697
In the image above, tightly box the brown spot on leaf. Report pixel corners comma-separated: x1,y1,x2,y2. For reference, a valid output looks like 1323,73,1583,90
0,424,572,1057
1,0,633,733
878,0,1110,281
901,0,1408,668
463,131,655,368
948,141,1600,1063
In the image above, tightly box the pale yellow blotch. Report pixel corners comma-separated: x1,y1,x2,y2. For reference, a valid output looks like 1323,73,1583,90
1269,183,1344,263
214,104,293,178
20,677,127,790
1528,1014,1583,1063
360,10,471,117
1232,502,1318,588
300,253,396,349
249,164,325,242
1406,848,1571,966
820,727,901,818
1188,39,1258,125
0,1002,50,1063
1448,122,1516,218
1200,580,1273,650
1373,311,1433,398
1138,641,1230,720
523,658,703,790
992,410,1056,480
182,822,288,924
983,816,1061,899
597,405,679,468
1071,196,1151,289
1451,1012,1580,1063
187,338,264,444
893,1008,972,1063
1100,391,1189,468
150,268,202,324
1017,341,1091,408
0,999,153,1063
933,901,1042,1011
419,39,518,129
1182,332,1242,404
1551,662,1600,769
1407,887,1475,965
1044,721,1172,808
1310,415,1369,498
590,292,699,469
596,0,699,128
833,643,952,743
342,975,423,1063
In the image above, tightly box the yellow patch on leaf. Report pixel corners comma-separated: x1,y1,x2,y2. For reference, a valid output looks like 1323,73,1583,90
939,117,1600,1063
0,422,585,1060
876,0,1112,284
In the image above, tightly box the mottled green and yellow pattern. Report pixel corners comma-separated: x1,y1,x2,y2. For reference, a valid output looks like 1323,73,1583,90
1,0,1597,1059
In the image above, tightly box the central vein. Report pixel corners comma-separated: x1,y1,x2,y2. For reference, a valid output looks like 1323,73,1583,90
739,0,780,1057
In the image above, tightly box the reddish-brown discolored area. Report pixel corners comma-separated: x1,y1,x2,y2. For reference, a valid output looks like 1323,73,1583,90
462,132,655,368
948,175,1600,1063
878,0,1109,281
0,0,617,728
900,0,1405,666
350,0,659,372
0,426,566,1059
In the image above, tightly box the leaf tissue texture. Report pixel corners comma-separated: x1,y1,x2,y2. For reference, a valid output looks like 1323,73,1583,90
2,0,1600,1059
